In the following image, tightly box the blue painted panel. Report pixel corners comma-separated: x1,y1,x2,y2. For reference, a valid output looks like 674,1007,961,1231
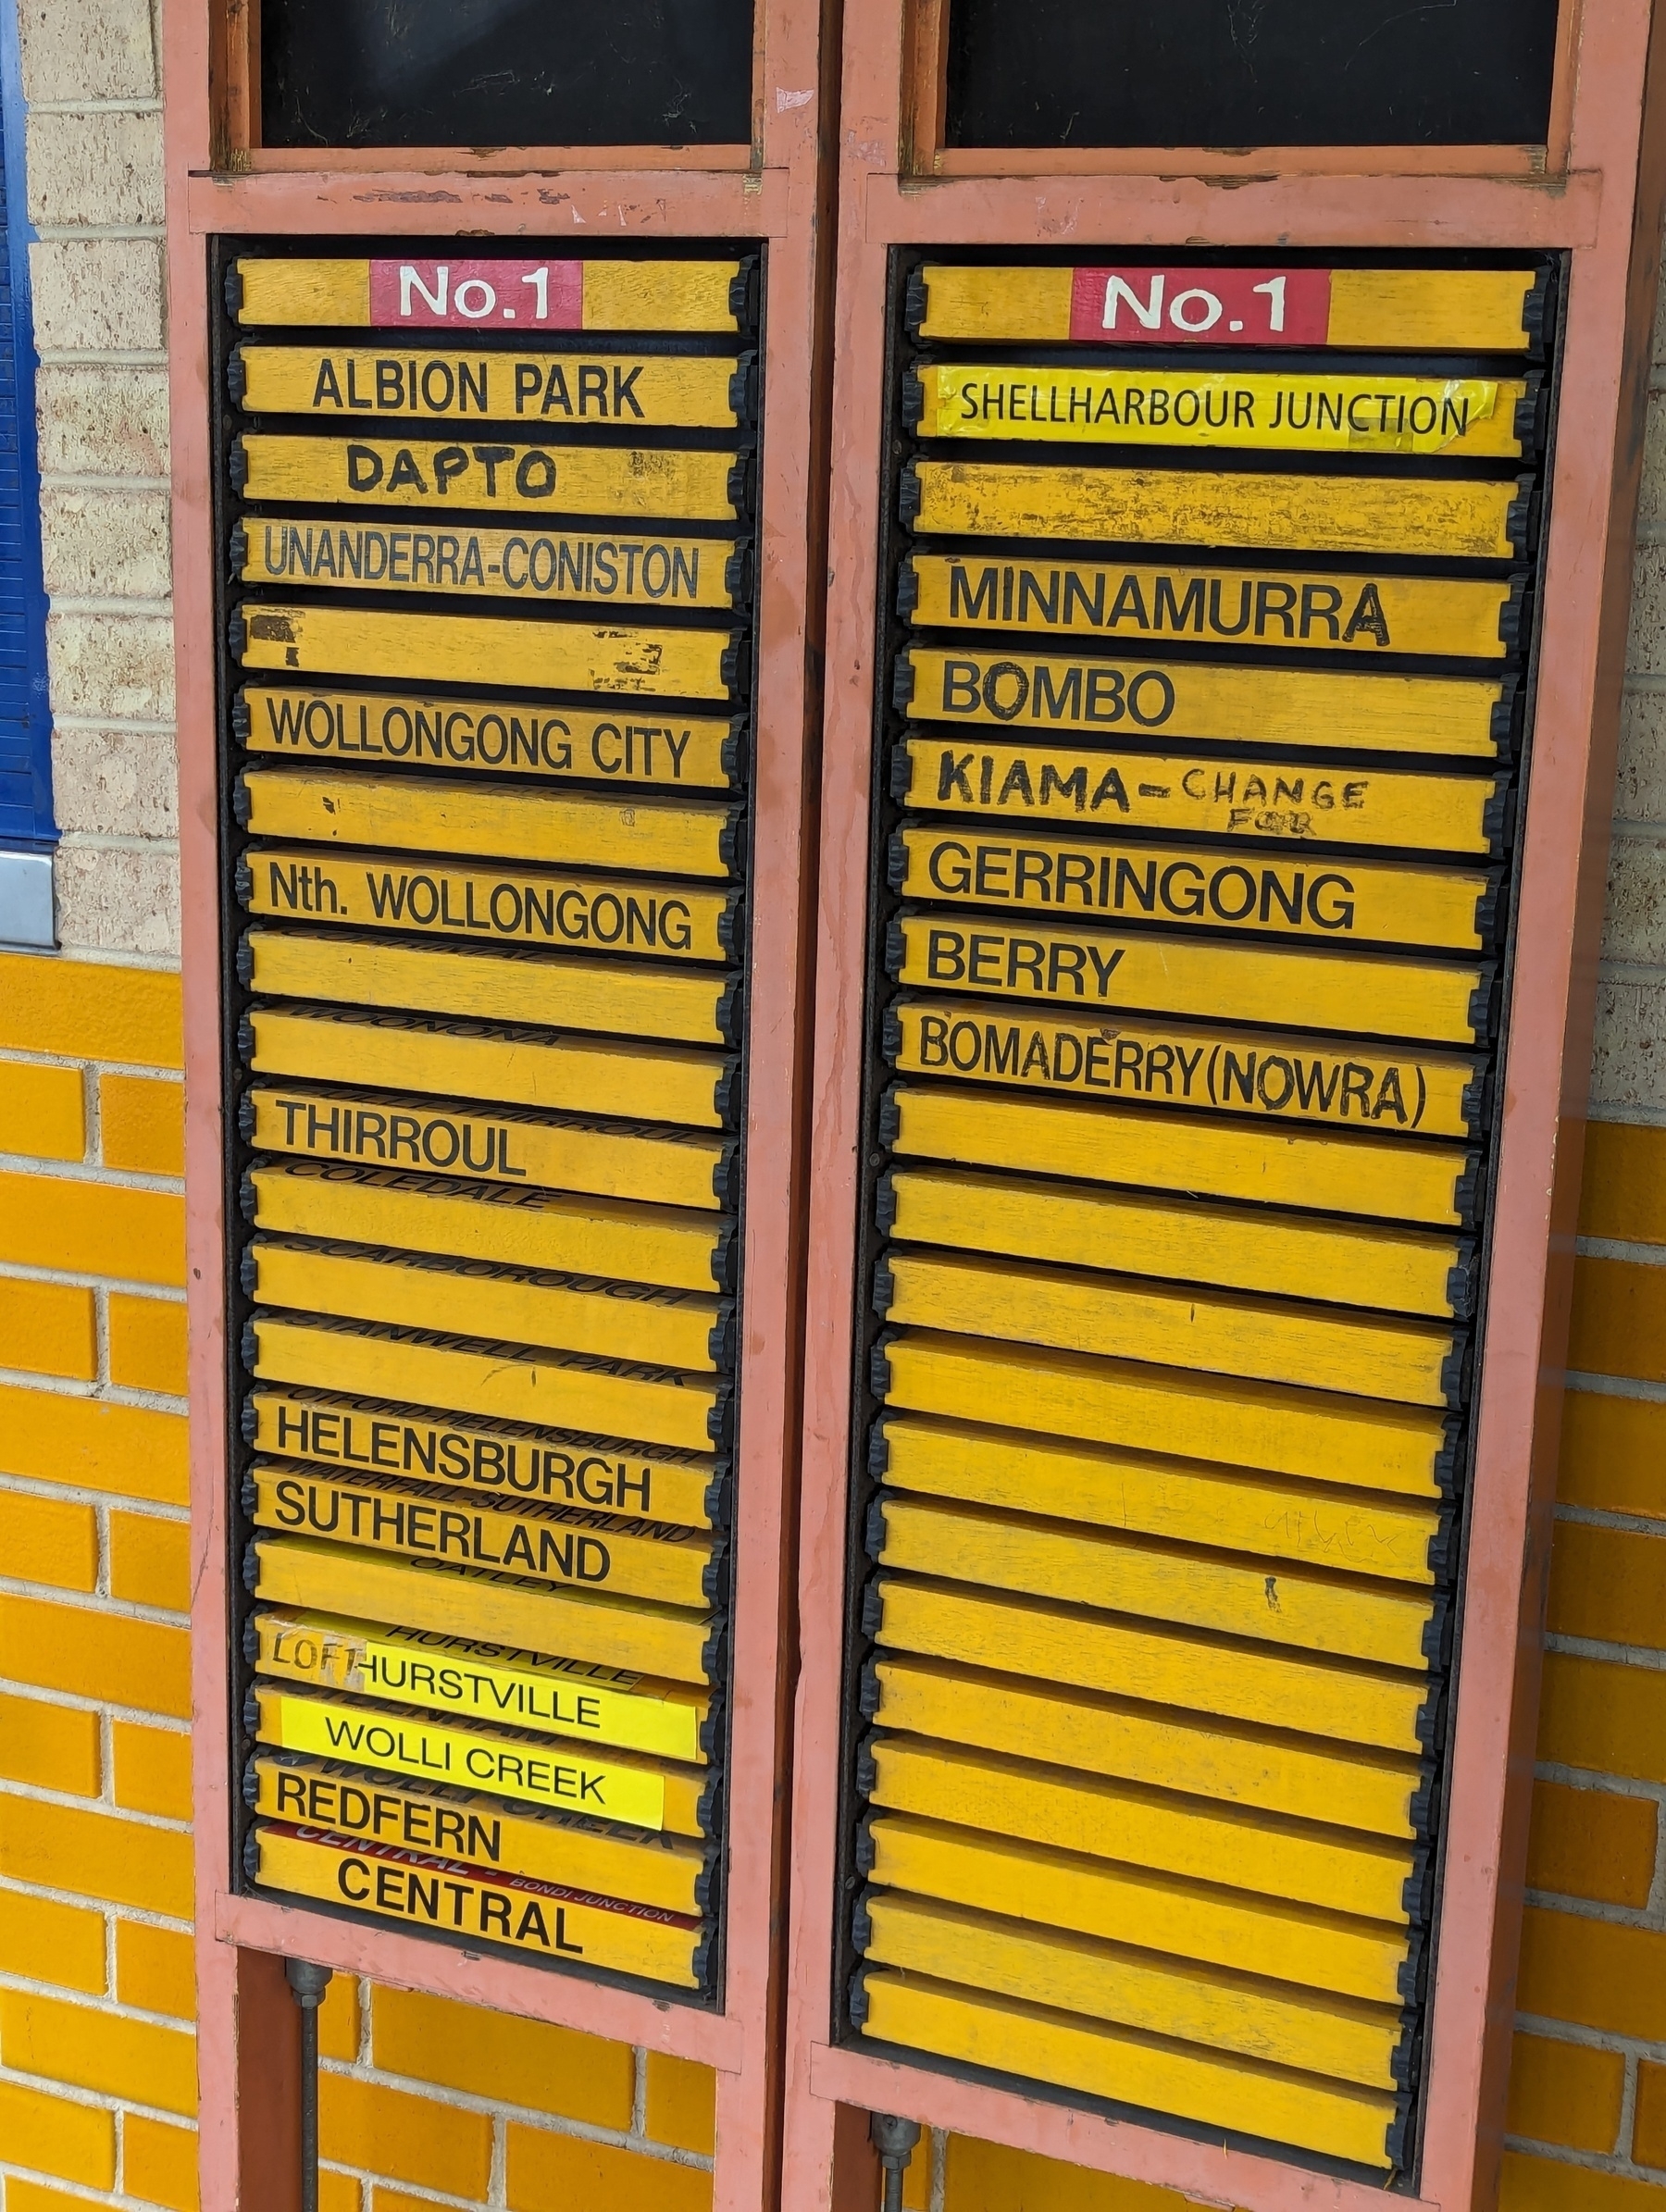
0,0,53,850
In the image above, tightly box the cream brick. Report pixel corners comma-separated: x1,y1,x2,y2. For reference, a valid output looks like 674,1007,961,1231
37,366,169,477
47,611,175,720
1591,976,1666,1116
19,0,155,102
51,727,178,839
27,110,165,231
53,839,180,957
1617,690,1666,826
1602,833,1666,967
1627,544,1666,678
1638,396,1666,529
43,486,171,602
31,239,165,356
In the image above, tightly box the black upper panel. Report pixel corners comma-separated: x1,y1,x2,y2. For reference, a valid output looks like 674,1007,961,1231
944,0,1560,150
260,0,754,149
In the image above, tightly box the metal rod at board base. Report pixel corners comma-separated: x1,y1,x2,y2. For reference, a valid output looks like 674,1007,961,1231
871,2111,923,2212
284,1957,333,2212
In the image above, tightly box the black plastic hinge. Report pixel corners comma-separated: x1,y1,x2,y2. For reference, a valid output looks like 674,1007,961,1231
232,771,254,827
895,562,919,621
717,897,745,963
899,463,922,529
690,1929,715,1989
1421,1593,1452,1670
889,742,915,804
1385,2095,1414,2174
241,1472,259,1517
848,1969,872,2028
1522,266,1554,359
877,1087,901,1147
242,1830,262,1882
727,353,758,428
242,1685,262,1736
236,1090,256,1149
229,437,249,493
1409,1763,1437,1835
1458,1073,1490,1143
883,917,907,982
1466,971,1498,1042
224,263,245,320
1452,1151,1485,1228
1480,780,1514,859
1397,1943,1424,2010
862,1577,887,1637
854,1817,877,1876
714,1057,742,1130
698,1700,726,1762
864,1495,890,1561
242,1612,261,1664
239,1169,259,1225
1489,675,1521,753
707,1303,736,1369
867,1418,892,1479
1506,481,1539,559
715,976,745,1046
886,830,909,894
231,692,252,745
228,606,248,658
872,1259,896,1320
870,1330,897,1398
696,1768,724,1839
705,1391,733,1452
227,346,248,408
698,1619,728,1694
242,1758,262,1810
240,1319,261,1373
1498,573,1529,653
1513,377,1546,458
855,1729,879,1794
1414,1686,1445,1756
236,1013,257,1064
693,1857,717,1919
234,856,255,910
1425,1507,1457,1580
1444,1249,1478,1323
1399,1845,1432,1920
1473,878,1504,950
859,1660,882,1721
235,934,256,988
903,269,928,340
240,1396,260,1446
719,635,752,700
242,1541,262,1596
712,1141,742,1212
727,262,759,332
240,1247,260,1298
726,458,753,522
1389,2023,1420,2093
901,374,925,430
700,1538,728,1608
723,545,752,607
851,1889,876,1954
891,657,916,713
710,1222,739,1296
720,717,749,790
229,519,248,574
1438,1337,1470,1410
1431,1417,1463,1501
717,810,746,876
702,1463,732,1531
875,1169,899,1237
880,1008,904,1066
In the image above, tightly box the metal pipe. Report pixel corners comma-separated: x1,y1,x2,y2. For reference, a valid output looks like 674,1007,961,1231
870,2112,923,2212
284,1957,333,2212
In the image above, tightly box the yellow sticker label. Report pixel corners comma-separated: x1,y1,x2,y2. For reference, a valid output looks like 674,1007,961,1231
238,347,740,428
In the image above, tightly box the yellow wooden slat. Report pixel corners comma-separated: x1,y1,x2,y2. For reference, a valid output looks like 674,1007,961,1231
238,347,739,428
246,1159,727,1294
246,1311,719,1456
244,1004,728,1130
249,1533,717,1684
870,1576,1433,1754
872,1493,1436,1670
240,766,737,876
1327,268,1538,351
241,686,737,790
235,603,736,701
891,913,1489,1046
249,1462,716,1609
253,1604,711,1761
905,555,1514,661
249,1388,719,1527
240,434,740,522
899,647,1505,759
880,1250,1464,1407
247,1236,725,1372
865,1814,1411,2005
235,259,373,326
877,1330,1454,1497
253,1751,710,1914
897,737,1507,856
877,1412,1441,1577
580,261,740,332
885,1163,1469,1317
914,266,1075,340
887,1005,1483,1147
910,460,1527,560
243,930,736,1049
864,1728,1420,1912
856,1971,1398,2168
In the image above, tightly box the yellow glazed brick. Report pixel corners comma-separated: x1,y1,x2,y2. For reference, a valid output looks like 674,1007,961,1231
1632,2060,1666,2170
0,1796,192,1917
943,2138,1185,2212
0,1889,106,1994
0,1063,86,1163
319,2172,362,2212
0,1488,98,1591
1548,1520,1666,1650
1560,1390,1666,1518
0,1381,187,1507
117,1920,196,2020
371,1985,631,2130
645,2050,716,2156
1506,2032,1625,2156
109,1510,191,1613
0,1592,190,1718
1501,2152,1666,2209
1580,1119,1666,1245
507,2128,713,2212
0,1989,197,2117
112,1720,192,1821
902,2143,930,2212
0,1278,96,1382
0,953,182,1069
100,1074,184,1176
0,2077,117,2187
1526,1780,1658,1907
1538,1652,1666,1783
108,1294,189,1397
1569,1257,1666,1385
0,1168,184,1289
0,1688,100,1795
125,2116,200,2212
1517,1905,1666,2041
320,2072,491,2198
318,1971,360,2061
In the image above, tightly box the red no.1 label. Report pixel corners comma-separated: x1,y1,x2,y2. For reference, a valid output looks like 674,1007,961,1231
367,259,586,329
1067,267,1333,345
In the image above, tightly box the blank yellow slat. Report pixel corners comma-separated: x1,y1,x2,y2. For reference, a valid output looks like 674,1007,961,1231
580,262,740,332
235,603,735,701
887,1003,1483,1147
250,1533,717,1684
877,1412,1442,1577
235,259,373,325
880,1250,1464,1408
238,348,739,429
243,931,736,1049
254,1752,710,1915
877,1329,1454,1497
885,1163,1469,1317
865,1814,1411,2006
244,1005,728,1130
869,1576,1433,1754
247,1159,727,1294
250,1388,719,1527
240,766,737,876
241,686,736,790
239,435,740,522
872,1493,1437,1671
249,1462,716,1609
910,459,1527,561
859,1890,1406,2089
892,913,1490,1046
246,1311,719,1456
904,554,1515,661
254,1605,712,1761
864,1730,1419,1916
899,647,1505,761
248,1236,725,1371
856,1970,1398,2169
248,1087,727,1212
254,1823,703,1984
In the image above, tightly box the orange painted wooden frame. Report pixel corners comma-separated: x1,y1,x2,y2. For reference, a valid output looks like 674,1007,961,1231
167,2,833,2207
784,3,1666,2210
